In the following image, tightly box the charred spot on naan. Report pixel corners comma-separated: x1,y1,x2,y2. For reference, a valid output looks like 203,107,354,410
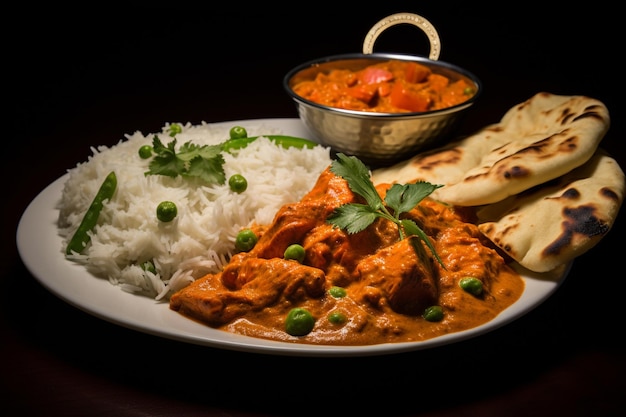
565,103,610,125
543,204,611,258
495,164,531,180
476,149,624,272
370,145,467,186
419,147,464,170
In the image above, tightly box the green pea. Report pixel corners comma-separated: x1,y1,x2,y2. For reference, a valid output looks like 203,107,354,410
235,229,258,252
138,145,153,159
422,306,444,322
229,126,248,140
168,123,182,137
140,260,156,274
285,307,315,336
328,286,347,298
328,311,347,325
459,277,483,296
156,201,178,222
284,244,305,263
228,174,248,193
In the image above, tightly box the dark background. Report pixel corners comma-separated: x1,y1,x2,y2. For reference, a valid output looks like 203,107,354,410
3,4,624,416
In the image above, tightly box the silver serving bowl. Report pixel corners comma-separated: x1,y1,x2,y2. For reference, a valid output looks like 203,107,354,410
283,52,481,167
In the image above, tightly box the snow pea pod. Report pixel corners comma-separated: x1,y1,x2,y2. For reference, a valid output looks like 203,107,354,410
222,135,319,152
65,171,117,255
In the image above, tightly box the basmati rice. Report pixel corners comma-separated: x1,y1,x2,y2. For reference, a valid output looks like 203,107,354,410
57,121,332,300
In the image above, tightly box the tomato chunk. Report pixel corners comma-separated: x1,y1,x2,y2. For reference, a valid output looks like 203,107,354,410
346,84,378,104
359,67,393,84
427,73,450,93
389,82,430,112
403,62,430,83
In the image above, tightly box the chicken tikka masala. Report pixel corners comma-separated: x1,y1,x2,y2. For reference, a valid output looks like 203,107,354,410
170,155,524,346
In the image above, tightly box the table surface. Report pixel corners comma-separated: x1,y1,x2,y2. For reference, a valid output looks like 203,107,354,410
3,6,625,417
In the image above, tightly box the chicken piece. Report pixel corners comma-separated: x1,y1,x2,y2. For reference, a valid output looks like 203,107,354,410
249,167,357,260
354,238,438,316
302,217,402,287
170,258,326,327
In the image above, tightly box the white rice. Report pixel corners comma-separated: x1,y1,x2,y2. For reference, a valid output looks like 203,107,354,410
57,121,332,300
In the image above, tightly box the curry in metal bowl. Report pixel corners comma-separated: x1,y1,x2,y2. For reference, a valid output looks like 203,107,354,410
283,13,481,167
289,57,477,114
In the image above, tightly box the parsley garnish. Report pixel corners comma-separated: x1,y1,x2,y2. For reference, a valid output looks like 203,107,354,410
327,153,445,267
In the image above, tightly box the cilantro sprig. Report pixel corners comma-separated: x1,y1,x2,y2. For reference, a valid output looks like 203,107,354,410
145,136,226,185
327,153,445,267
143,123,318,186
142,122,227,185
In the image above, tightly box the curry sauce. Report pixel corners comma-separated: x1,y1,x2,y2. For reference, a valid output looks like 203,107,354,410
170,167,524,346
292,59,476,113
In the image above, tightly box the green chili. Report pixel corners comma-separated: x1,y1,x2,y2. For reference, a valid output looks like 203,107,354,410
65,171,117,255
222,135,318,152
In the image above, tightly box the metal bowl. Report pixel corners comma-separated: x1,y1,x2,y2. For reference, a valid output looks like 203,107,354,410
282,13,482,167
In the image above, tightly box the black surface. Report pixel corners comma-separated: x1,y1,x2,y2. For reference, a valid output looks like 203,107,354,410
3,5,624,416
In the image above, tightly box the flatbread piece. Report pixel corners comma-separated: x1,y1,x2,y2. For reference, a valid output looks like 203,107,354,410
372,92,610,206
476,148,625,272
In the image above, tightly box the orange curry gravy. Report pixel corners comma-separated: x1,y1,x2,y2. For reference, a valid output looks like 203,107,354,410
292,59,476,113
169,167,524,346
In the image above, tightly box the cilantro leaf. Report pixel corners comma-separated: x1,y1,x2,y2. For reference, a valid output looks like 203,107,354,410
176,142,222,162
385,182,442,215
147,136,185,178
327,203,380,234
327,153,445,268
185,153,226,184
144,135,227,185
329,153,384,210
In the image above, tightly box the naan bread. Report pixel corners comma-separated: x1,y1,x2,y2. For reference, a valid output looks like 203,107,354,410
476,149,625,272
372,92,610,206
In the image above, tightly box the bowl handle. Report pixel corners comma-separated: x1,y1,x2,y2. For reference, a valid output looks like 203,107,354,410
362,13,441,60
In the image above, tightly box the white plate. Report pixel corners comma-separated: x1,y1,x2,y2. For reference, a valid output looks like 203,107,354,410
16,118,569,357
